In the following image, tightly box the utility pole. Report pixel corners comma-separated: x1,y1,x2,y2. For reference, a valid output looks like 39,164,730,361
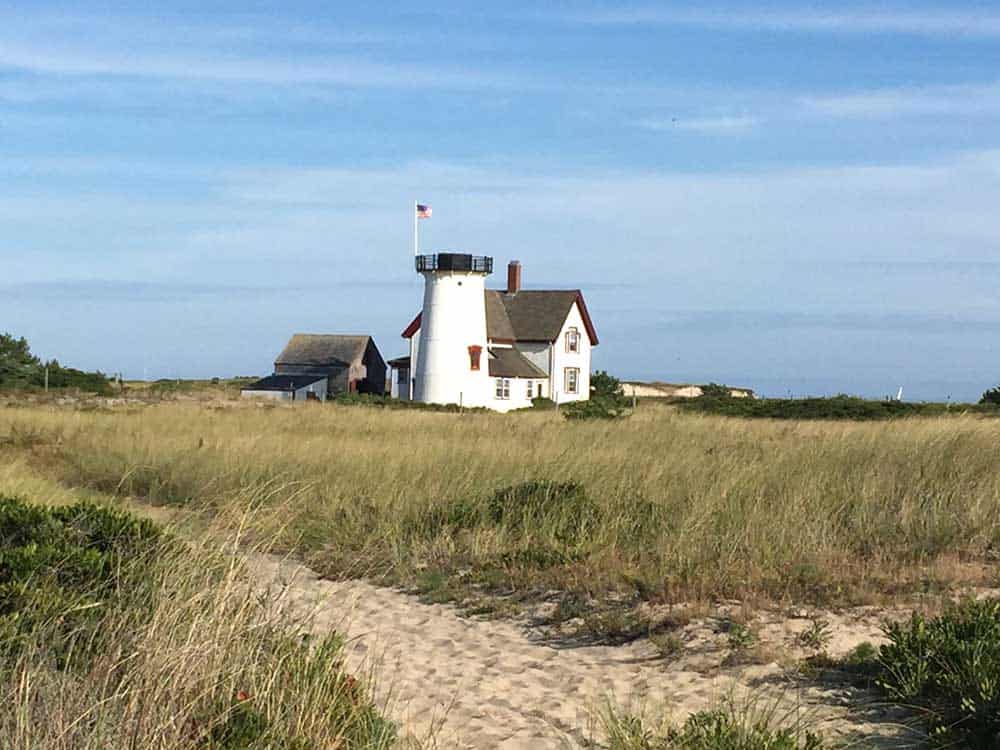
44,366,49,393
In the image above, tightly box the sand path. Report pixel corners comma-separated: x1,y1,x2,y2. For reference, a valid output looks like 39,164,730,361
251,554,913,749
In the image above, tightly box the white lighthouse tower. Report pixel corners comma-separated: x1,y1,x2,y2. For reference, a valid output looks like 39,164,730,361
413,252,494,407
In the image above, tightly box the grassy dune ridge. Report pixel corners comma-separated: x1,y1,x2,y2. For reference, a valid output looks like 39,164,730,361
3,403,1000,611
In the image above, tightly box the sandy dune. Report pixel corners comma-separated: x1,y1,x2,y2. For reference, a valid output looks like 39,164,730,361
251,554,915,749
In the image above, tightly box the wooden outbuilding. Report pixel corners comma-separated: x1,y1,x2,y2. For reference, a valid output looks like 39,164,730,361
242,334,386,401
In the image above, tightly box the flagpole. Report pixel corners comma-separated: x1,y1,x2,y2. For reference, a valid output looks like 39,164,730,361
413,200,418,257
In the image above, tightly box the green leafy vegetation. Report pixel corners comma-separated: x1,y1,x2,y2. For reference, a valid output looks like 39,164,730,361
980,385,1000,406
796,619,833,651
0,495,395,748
602,702,825,750
679,392,1000,420
724,621,756,652
0,496,162,665
563,370,631,420
0,332,111,394
334,391,487,412
530,396,557,410
699,382,735,399
875,599,1000,748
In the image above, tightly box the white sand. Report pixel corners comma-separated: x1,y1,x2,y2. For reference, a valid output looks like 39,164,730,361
251,555,914,749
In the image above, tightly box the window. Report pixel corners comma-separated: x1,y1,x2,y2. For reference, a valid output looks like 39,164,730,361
495,378,510,400
526,380,534,400
565,327,580,353
468,345,482,371
564,368,579,394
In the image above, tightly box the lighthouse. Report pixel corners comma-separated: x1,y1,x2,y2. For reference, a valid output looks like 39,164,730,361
413,252,494,407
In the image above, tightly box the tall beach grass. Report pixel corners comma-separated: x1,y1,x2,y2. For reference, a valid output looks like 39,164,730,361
2,402,999,613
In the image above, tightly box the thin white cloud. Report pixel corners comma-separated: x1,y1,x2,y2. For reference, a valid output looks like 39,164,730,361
637,115,759,134
0,7,534,91
800,81,1000,119
0,42,522,90
569,7,1000,38
632,80,1000,130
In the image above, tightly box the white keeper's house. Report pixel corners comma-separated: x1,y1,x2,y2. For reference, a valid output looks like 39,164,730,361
389,253,598,412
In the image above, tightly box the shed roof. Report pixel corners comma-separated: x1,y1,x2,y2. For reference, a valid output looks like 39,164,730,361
242,374,326,392
275,334,370,367
488,348,548,378
402,290,598,345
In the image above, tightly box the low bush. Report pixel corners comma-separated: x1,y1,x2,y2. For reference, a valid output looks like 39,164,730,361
699,382,734,399
563,370,631,420
563,397,630,420
487,480,602,546
40,364,113,394
334,392,488,413
679,393,1000,421
980,386,1000,406
0,496,395,749
0,496,163,665
875,598,1000,748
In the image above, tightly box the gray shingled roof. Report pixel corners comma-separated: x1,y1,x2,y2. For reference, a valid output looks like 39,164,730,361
275,334,369,367
242,374,326,392
486,290,581,342
488,347,547,378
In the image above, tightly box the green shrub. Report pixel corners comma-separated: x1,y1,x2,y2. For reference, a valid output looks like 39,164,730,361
0,496,162,665
700,382,734,399
530,396,556,410
591,370,624,399
487,480,602,546
980,386,1000,406
563,370,632,420
678,393,1000,421
563,397,630,420
876,598,1000,748
334,391,488,412
37,362,112,394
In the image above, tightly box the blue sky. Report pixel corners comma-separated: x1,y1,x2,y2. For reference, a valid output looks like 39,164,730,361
2,1,999,399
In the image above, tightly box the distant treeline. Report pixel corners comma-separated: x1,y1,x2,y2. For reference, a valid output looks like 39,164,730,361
0,333,112,395
677,389,1000,421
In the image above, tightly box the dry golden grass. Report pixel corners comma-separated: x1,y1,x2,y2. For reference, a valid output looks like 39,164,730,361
3,401,999,614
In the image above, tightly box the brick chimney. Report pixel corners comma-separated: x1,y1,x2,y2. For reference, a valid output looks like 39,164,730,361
506,260,522,294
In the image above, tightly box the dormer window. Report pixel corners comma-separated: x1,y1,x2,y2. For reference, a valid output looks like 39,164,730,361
468,345,482,371
565,327,580,353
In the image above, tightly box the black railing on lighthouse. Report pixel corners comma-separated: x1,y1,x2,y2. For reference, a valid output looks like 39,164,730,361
415,253,493,273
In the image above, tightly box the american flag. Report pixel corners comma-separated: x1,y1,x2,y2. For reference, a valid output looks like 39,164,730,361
416,203,432,219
